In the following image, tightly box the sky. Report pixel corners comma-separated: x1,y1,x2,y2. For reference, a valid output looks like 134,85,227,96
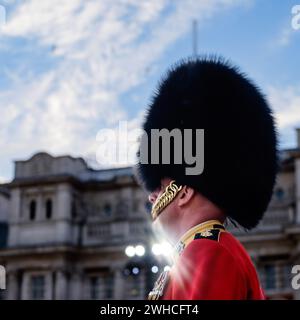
0,0,300,182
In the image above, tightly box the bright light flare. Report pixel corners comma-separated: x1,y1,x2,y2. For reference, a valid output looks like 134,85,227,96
135,245,145,257
151,241,173,257
125,245,135,257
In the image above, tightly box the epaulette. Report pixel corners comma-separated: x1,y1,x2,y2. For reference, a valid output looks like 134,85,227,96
194,228,222,242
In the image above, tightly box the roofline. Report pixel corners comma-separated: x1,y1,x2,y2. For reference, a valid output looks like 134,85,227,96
13,151,87,165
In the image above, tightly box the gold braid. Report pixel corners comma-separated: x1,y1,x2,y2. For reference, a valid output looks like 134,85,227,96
151,180,183,220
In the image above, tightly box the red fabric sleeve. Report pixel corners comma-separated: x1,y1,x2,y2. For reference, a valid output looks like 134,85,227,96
165,239,248,300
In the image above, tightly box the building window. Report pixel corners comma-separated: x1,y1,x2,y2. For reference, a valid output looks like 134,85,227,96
264,264,276,290
30,275,45,300
89,274,114,300
29,200,36,220
116,200,129,218
123,273,143,299
0,222,8,248
103,203,112,217
281,265,292,289
45,199,52,219
90,276,100,300
103,274,114,299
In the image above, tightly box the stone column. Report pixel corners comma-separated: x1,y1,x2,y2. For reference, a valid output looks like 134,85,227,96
83,275,89,300
37,193,43,221
112,267,124,299
20,273,30,300
56,184,72,219
8,188,22,246
140,270,146,300
9,188,21,223
56,184,73,244
0,265,6,291
55,270,68,300
69,272,83,300
7,271,18,300
45,272,53,300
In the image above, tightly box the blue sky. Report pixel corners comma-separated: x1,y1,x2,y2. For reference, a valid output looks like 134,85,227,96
0,0,300,181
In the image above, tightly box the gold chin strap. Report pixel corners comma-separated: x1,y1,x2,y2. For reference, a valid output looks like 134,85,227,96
151,180,183,221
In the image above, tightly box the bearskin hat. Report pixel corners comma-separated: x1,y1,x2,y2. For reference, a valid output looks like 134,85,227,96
136,57,278,230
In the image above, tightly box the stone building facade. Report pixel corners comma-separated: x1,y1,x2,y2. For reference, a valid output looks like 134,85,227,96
0,152,159,300
1,130,300,299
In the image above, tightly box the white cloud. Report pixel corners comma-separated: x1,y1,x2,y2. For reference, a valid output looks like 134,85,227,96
268,86,300,129
274,24,300,48
268,85,300,148
0,0,247,177
0,176,9,184
276,27,294,47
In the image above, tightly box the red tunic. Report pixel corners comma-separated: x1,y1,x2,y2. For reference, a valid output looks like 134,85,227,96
149,221,264,300
163,229,264,300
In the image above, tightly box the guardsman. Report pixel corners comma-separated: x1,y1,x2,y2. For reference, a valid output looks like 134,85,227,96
136,57,278,300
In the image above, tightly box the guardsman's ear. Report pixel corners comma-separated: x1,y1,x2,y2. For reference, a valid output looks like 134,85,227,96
177,185,195,207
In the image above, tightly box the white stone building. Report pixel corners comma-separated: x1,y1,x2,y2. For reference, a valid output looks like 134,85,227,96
0,152,160,300
1,130,300,299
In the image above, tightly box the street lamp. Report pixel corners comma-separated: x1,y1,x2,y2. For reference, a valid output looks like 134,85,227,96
125,245,136,257
125,244,146,257
135,245,145,257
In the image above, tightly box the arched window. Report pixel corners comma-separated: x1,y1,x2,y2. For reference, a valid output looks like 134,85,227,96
45,199,52,219
103,203,112,217
29,200,36,220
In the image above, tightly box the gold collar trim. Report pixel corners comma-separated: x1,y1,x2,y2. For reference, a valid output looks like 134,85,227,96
173,219,225,261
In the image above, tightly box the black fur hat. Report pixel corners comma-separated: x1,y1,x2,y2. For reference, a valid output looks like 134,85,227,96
136,57,278,230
